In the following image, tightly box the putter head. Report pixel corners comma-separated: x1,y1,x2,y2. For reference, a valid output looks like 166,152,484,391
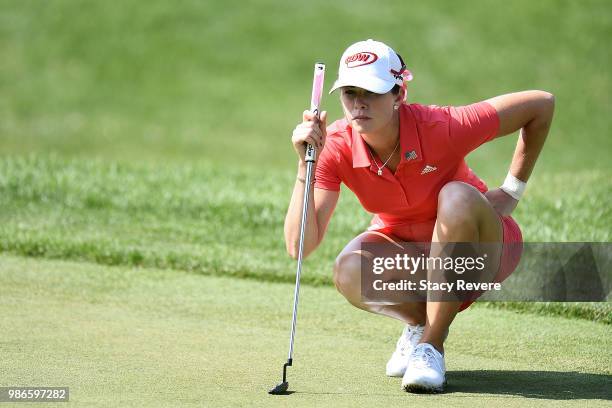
268,381,289,395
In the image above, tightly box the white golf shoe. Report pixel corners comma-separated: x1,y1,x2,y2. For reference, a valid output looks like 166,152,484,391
401,343,446,393
385,324,424,377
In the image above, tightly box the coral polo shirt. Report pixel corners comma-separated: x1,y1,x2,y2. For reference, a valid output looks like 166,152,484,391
314,102,500,240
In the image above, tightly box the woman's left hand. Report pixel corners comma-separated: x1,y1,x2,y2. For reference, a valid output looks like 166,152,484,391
484,188,519,216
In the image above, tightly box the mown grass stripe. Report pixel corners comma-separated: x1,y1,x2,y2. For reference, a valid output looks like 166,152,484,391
1,155,610,323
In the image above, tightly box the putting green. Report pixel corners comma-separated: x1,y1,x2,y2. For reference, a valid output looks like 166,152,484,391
1,255,610,407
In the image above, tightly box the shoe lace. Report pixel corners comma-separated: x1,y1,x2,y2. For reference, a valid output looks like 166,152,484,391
411,345,437,369
397,325,424,355
408,326,424,342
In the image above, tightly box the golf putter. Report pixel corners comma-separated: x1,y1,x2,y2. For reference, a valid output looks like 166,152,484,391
269,62,325,395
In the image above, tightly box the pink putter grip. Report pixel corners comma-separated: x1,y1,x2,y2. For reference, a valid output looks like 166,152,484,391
305,63,325,162
310,63,325,116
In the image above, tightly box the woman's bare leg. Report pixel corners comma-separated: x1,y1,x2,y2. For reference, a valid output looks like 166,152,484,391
420,181,504,353
333,230,427,326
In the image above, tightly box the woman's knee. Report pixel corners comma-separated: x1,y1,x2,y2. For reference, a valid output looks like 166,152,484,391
333,250,362,299
334,231,403,306
437,182,486,224
437,181,502,242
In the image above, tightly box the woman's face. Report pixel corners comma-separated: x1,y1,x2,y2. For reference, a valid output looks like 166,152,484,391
340,86,400,134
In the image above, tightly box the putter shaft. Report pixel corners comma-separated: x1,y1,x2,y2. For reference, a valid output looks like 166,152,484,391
271,62,325,395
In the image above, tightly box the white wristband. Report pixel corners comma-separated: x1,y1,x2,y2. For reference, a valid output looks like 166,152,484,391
501,173,526,200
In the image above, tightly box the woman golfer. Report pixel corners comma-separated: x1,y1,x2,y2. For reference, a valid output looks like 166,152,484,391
285,39,554,393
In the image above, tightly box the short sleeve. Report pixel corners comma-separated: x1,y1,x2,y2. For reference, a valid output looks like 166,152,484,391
314,141,341,192
447,101,500,157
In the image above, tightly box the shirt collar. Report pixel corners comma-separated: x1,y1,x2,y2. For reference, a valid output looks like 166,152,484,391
349,104,423,168
349,123,371,168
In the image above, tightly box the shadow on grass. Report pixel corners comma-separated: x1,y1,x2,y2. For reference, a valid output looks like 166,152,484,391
446,370,611,400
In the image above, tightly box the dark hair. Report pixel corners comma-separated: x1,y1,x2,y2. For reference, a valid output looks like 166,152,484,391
390,52,406,95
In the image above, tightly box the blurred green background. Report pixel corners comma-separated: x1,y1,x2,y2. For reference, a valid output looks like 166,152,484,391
1,0,610,305
1,0,610,173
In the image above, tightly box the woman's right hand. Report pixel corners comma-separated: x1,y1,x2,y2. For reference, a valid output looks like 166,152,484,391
291,110,328,163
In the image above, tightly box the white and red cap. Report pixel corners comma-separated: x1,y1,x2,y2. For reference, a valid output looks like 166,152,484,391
329,39,413,94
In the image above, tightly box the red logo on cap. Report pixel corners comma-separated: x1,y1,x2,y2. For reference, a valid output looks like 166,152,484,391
345,52,378,68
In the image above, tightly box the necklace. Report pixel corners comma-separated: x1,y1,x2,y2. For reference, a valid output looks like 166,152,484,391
367,139,400,176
